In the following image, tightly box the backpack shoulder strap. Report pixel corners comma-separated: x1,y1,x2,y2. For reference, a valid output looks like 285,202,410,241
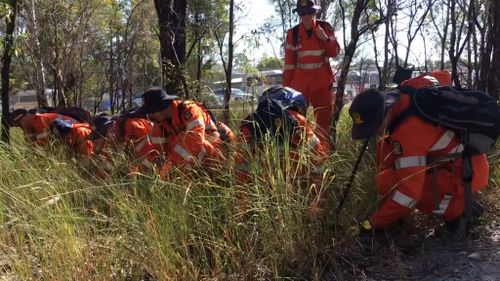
292,24,300,47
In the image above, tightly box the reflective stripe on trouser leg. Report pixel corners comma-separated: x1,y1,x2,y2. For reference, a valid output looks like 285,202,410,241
392,191,418,209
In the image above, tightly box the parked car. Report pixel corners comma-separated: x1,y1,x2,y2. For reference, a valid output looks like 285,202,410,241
213,88,253,101
197,91,223,109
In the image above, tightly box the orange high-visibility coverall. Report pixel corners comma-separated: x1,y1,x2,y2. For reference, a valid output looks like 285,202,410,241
22,113,77,145
64,123,94,157
283,20,340,144
370,77,490,228
114,117,161,171
235,109,328,185
157,100,232,178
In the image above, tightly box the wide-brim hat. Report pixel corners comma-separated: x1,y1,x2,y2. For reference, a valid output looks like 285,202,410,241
292,0,321,14
135,87,178,115
349,89,399,140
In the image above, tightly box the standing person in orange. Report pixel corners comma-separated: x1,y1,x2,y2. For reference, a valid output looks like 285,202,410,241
9,109,77,145
283,0,341,149
349,71,490,238
135,88,235,180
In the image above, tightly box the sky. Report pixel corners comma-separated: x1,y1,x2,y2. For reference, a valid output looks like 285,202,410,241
233,0,433,68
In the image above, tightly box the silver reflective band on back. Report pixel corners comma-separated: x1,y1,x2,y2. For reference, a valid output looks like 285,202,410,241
430,130,455,152
297,62,324,69
186,119,204,131
297,50,325,58
394,156,426,170
392,191,417,209
433,195,452,215
284,64,296,70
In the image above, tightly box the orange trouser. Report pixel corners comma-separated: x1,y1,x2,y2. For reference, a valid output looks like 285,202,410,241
290,85,333,147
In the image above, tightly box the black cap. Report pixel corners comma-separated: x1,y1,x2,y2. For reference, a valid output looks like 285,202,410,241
90,115,114,140
135,88,178,115
349,89,399,140
293,0,321,14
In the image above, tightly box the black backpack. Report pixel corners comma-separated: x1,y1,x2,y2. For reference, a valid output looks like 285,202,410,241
390,85,500,155
242,97,298,144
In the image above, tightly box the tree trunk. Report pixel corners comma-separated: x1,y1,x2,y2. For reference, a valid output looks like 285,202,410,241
1,0,17,144
489,0,500,100
223,0,235,125
26,0,48,107
154,0,188,97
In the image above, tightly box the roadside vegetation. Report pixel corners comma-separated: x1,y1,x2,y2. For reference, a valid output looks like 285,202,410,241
0,112,498,280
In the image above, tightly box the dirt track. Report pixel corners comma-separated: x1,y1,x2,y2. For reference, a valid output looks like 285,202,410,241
346,212,500,281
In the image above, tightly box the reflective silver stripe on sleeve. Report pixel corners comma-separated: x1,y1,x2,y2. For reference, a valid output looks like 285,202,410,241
328,35,336,41
394,156,427,170
134,137,148,152
447,144,464,154
141,159,153,168
173,145,195,161
430,130,455,152
186,119,204,131
392,191,417,209
311,165,324,174
197,147,206,162
206,132,221,143
205,120,216,131
284,64,296,70
307,135,321,150
297,62,324,69
433,195,452,215
286,43,296,51
297,50,325,58
235,164,251,173
36,132,48,140
150,137,167,145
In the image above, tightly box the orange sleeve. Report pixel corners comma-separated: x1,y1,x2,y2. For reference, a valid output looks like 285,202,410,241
124,119,150,142
283,29,296,87
320,22,340,58
169,104,207,164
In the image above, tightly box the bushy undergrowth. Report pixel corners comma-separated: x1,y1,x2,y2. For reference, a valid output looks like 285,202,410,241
0,112,498,280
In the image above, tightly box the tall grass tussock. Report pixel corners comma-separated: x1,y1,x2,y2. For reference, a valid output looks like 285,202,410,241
0,111,498,280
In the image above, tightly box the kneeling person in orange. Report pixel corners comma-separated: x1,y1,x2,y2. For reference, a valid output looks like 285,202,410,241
51,118,94,160
135,88,231,179
235,87,329,216
349,72,490,236
10,109,77,146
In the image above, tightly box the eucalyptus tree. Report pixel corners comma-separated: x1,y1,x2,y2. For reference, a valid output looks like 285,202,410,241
1,0,17,144
331,0,386,141
153,0,188,97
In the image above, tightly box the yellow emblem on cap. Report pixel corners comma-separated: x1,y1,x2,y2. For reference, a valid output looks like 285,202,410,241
274,118,283,127
352,113,364,125
301,0,308,7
